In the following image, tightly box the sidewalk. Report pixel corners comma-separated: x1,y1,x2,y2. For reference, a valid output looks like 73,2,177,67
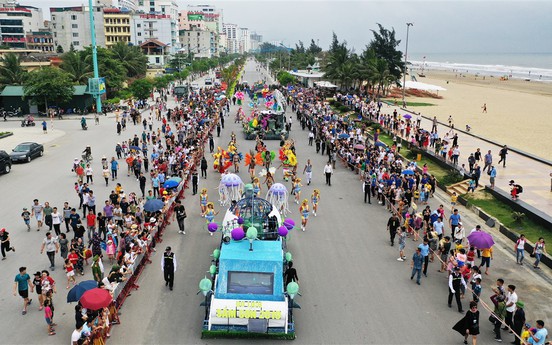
385,104,552,217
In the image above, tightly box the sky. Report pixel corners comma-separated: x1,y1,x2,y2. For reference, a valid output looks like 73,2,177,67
24,1,552,58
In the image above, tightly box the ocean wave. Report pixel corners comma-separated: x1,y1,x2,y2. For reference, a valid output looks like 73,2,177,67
410,60,552,82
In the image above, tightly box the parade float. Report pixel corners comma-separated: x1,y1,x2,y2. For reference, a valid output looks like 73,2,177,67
198,184,300,339
243,89,288,140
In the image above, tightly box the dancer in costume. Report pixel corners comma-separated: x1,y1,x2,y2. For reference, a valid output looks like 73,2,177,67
252,177,261,197
299,199,310,231
292,178,302,204
311,189,320,217
203,202,219,236
199,188,208,216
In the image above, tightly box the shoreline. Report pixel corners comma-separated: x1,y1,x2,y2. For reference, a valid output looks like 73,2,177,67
401,70,552,159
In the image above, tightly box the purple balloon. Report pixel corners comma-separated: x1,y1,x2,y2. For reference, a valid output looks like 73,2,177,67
278,226,288,237
237,217,244,225
208,222,218,233
231,227,245,241
283,218,295,230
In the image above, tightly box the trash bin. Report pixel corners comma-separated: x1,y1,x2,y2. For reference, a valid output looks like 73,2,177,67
417,153,422,161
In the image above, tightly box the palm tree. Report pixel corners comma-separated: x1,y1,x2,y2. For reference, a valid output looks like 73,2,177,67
323,44,349,87
0,53,27,86
109,42,147,77
373,58,391,97
60,51,92,84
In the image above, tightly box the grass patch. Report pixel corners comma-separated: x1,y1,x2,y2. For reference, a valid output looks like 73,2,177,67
0,131,13,136
464,191,551,244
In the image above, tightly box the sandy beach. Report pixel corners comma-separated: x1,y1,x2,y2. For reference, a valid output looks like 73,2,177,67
404,70,552,160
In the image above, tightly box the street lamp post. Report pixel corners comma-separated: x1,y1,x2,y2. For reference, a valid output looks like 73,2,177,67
88,0,102,114
402,22,413,107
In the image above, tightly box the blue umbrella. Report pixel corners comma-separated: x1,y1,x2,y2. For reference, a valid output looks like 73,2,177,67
375,141,387,147
338,133,350,139
67,280,98,303
163,180,179,189
129,145,141,150
401,170,415,176
144,198,165,212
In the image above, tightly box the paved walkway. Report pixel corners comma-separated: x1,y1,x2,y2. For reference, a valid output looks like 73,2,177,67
384,104,552,216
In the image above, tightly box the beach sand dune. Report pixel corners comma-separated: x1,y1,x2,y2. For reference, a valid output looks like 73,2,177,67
407,71,552,160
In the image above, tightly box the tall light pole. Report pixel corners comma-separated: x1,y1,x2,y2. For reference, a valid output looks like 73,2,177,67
402,22,413,107
88,0,102,113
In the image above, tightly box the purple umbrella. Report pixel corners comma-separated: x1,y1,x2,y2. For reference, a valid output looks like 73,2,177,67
467,231,495,249
403,114,412,119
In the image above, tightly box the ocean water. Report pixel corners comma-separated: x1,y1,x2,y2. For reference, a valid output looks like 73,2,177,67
409,53,552,82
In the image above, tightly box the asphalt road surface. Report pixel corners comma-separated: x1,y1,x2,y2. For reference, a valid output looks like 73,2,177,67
0,60,550,344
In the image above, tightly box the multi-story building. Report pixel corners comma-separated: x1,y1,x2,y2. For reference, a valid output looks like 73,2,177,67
50,5,106,52
136,0,178,52
250,32,262,53
130,13,172,46
25,29,54,52
103,8,131,47
0,2,43,48
178,27,214,59
185,4,222,33
222,23,237,54
238,27,249,54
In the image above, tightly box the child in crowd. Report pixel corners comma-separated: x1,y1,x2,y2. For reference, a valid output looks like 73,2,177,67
466,246,476,267
64,259,76,289
44,299,55,336
472,277,482,303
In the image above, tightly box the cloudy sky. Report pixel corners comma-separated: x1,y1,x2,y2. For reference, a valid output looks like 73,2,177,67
25,0,552,56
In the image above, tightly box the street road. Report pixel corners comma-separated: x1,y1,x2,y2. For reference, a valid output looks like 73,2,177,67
0,60,550,344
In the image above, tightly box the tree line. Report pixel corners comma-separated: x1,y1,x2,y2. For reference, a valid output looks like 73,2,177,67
255,24,405,96
0,42,240,110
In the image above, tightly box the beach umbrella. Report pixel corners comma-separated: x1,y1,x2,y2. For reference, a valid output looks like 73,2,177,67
338,133,350,139
67,280,98,303
467,231,495,249
163,180,179,189
143,199,164,212
401,170,415,176
79,288,113,311
403,114,412,119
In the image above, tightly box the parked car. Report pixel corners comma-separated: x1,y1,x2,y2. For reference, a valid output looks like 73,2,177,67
205,78,213,85
0,150,11,173
9,142,44,163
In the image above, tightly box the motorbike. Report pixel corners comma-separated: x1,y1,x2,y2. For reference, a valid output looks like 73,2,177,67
21,116,35,127
81,117,88,130
82,153,93,163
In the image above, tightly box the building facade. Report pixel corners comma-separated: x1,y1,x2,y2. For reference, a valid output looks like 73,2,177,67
136,0,178,52
103,8,131,47
130,13,172,47
50,5,106,52
25,29,54,52
222,23,237,54
238,27,249,54
178,27,214,58
0,4,43,48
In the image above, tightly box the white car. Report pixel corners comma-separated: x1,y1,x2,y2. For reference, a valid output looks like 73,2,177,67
205,78,213,85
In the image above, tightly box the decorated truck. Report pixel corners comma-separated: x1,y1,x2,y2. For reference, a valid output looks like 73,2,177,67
198,188,300,339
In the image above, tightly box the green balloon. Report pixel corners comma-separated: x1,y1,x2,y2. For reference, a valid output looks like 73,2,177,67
199,278,212,292
244,183,253,191
286,282,299,295
285,252,293,262
213,249,220,260
246,226,258,240
209,265,217,275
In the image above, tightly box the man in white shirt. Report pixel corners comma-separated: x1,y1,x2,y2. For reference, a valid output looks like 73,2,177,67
504,284,518,331
323,162,333,186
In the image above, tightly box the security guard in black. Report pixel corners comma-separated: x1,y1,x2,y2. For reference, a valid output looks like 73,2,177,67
162,246,176,290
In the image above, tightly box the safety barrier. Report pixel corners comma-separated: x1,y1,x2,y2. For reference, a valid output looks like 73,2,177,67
87,108,218,344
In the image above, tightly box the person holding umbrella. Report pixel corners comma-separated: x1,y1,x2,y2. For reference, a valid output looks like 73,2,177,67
161,246,177,291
